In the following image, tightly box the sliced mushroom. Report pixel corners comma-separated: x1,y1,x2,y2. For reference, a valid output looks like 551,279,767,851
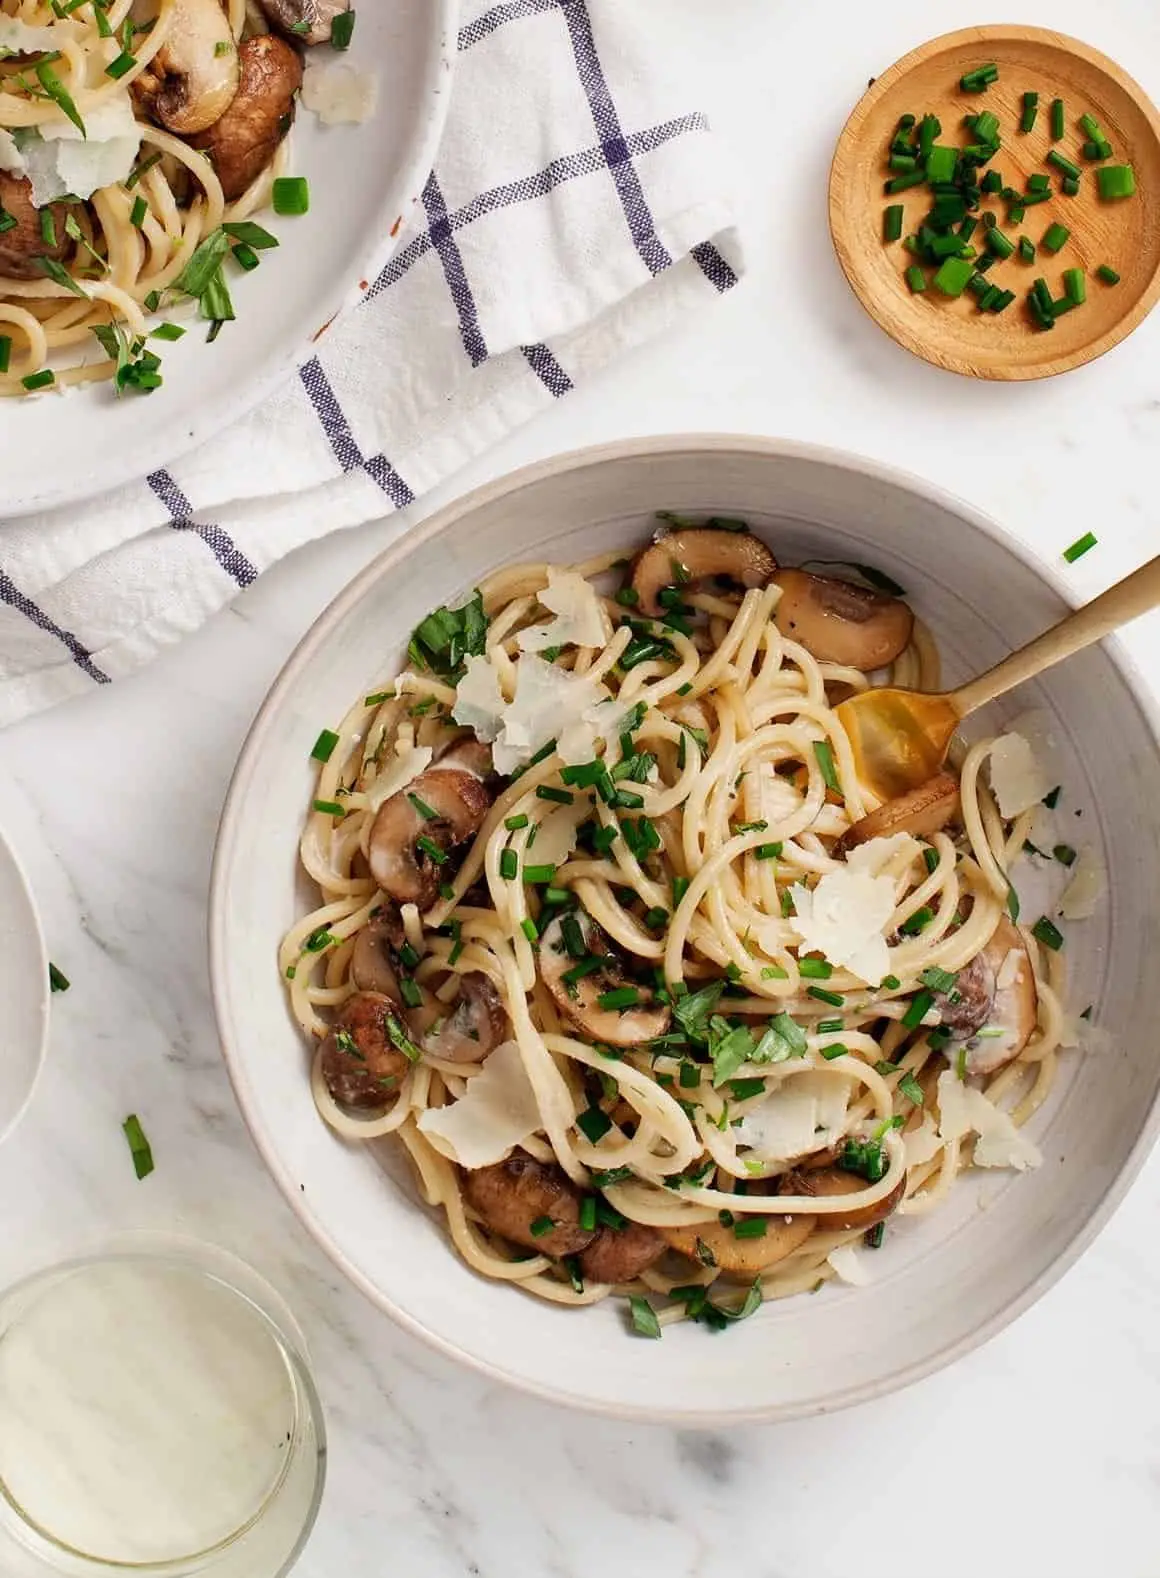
319,990,412,1109
578,1220,666,1285
662,1213,815,1282
349,910,405,998
461,1151,596,1258
133,0,239,135
771,568,914,669
416,971,508,1064
778,1165,904,1233
190,34,302,201
840,772,961,850
940,918,1038,1075
0,174,70,281
257,0,348,45
367,764,491,908
631,528,778,617
539,913,670,1047
431,737,492,780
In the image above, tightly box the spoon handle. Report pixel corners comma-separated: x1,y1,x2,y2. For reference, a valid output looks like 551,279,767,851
950,553,1160,718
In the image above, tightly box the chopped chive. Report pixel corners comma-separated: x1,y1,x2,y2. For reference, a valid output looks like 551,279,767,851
504,814,529,831
1006,883,1021,922
985,226,1014,260
36,61,85,134
529,1214,555,1238
615,586,639,606
560,761,607,789
407,792,439,820
232,242,260,272
754,842,783,861
577,1106,613,1143
905,264,928,293
960,62,998,93
105,49,135,78
807,986,845,1007
0,336,10,375
499,847,518,880
885,169,927,194
1042,222,1070,254
1063,531,1097,563
1063,267,1086,304
535,785,574,805
882,975,901,991
1096,264,1120,285
1020,91,1038,133
309,727,340,763
1050,98,1065,140
312,799,345,818
524,864,556,884
933,256,975,298
1053,844,1077,866
1061,175,1080,197
901,989,934,1030
883,204,904,243
49,961,70,992
899,907,933,936
331,8,355,48
812,740,840,793
820,1043,849,1061
1047,150,1081,181
21,369,55,391
272,176,310,216
733,1217,768,1239
398,976,423,1009
1032,916,1065,951
899,1071,925,1105
415,835,448,865
817,1018,844,1033
150,322,184,341
629,1295,662,1339
596,986,640,1011
1097,164,1135,200
920,966,958,993
729,1078,765,1101
578,1195,597,1232
591,825,618,854
122,1114,154,1180
520,918,538,943
672,875,691,907
643,906,668,930
798,957,833,979
1018,236,1036,262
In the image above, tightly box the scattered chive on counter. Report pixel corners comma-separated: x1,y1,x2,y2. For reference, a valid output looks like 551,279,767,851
878,65,1136,333
1063,530,1098,563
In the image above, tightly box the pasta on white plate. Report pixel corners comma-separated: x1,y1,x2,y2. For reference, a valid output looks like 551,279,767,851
283,517,1083,1336
0,0,355,396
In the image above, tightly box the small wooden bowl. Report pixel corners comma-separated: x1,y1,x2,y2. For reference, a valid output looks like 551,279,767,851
829,26,1160,379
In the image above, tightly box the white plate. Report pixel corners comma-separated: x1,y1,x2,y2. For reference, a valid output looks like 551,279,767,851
5,0,457,517
210,437,1160,1422
0,823,49,1144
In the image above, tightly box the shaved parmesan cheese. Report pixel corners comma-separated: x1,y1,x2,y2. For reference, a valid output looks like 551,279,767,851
491,655,606,775
758,766,803,825
827,1244,873,1286
528,797,589,869
790,866,895,986
995,949,1024,992
935,1070,1042,1171
301,60,379,125
0,18,57,54
452,655,506,742
1061,1013,1114,1056
988,732,1049,819
364,746,432,812
1006,708,1062,787
1059,844,1105,921
903,1113,942,1169
3,100,140,207
517,570,609,654
416,1041,543,1168
558,694,632,764
736,1070,852,1162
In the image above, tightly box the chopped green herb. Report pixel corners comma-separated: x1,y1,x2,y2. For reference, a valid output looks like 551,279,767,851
813,740,840,793
1097,164,1135,200
901,988,934,1029
499,848,518,880
310,727,340,763
754,841,783,861
105,49,135,79
577,1106,613,1143
529,1215,555,1238
899,906,934,936
504,814,529,831
272,176,310,215
1032,916,1065,951
36,60,85,134
1062,532,1097,564
808,986,845,1008
48,961,70,992
21,369,55,391
1096,264,1120,285
415,835,448,865
899,1071,925,1105
629,1295,662,1339
122,1114,154,1180
920,966,957,993
312,799,345,818
1053,844,1077,866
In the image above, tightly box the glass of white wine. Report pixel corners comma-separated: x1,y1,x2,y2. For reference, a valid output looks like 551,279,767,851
0,1238,326,1577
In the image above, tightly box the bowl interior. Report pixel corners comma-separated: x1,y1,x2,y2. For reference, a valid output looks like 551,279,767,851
212,439,1160,1421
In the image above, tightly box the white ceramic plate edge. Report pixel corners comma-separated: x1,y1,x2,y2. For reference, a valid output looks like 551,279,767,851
8,0,459,517
0,823,50,1146
209,434,1160,1423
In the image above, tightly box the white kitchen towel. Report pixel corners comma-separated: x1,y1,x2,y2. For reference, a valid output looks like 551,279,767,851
0,0,743,728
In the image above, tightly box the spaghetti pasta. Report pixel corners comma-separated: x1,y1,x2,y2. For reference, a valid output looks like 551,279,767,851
283,521,1071,1333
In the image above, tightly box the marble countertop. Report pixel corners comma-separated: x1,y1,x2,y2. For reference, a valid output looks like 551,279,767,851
4,1,1160,1573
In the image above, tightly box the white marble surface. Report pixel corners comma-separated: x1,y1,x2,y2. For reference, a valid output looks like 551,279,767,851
4,1,1160,1572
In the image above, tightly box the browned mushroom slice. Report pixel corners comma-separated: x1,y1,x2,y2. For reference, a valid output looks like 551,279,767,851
630,528,778,616
133,0,239,135
349,909,406,998
539,913,670,1047
430,737,492,780
319,990,413,1108
662,1213,815,1282
257,0,348,45
778,1165,904,1233
840,772,961,850
367,765,491,908
771,568,914,669
415,972,508,1064
941,918,1038,1076
0,175,71,282
461,1151,596,1258
190,34,302,201
578,1220,665,1284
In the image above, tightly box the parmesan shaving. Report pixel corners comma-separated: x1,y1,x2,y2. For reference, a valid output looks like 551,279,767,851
1,100,140,207
415,1041,543,1169
789,861,897,986
517,570,609,654
903,1113,942,1169
1059,844,1105,921
988,732,1049,819
301,60,379,125
364,746,432,812
826,1244,873,1286
451,655,506,742
736,1070,852,1162
935,1071,1042,1171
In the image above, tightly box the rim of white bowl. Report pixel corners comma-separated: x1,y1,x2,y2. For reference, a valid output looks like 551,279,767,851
0,821,50,1147
209,434,1160,1423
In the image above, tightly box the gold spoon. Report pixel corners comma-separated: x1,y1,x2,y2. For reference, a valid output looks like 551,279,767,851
836,554,1160,803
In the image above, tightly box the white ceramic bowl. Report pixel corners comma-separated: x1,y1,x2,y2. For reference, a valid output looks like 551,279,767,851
0,824,49,1145
210,437,1160,1422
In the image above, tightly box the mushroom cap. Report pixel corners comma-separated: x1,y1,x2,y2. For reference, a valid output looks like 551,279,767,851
418,971,508,1064
133,0,239,135
0,174,71,281
320,990,412,1108
257,0,349,46
461,1151,596,1258
539,913,670,1047
777,1164,905,1233
578,1219,665,1285
840,772,961,850
951,918,1038,1075
367,764,491,908
349,909,406,997
772,568,914,669
662,1212,815,1281
189,33,302,200
631,528,777,616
